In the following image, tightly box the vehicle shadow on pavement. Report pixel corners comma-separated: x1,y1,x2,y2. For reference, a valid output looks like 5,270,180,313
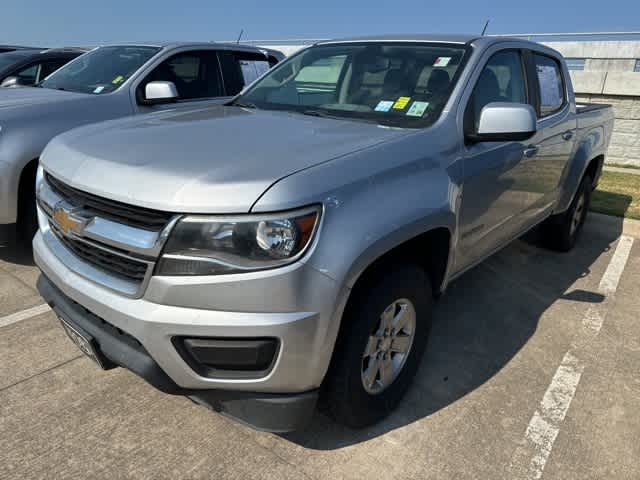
281,216,623,450
0,227,35,267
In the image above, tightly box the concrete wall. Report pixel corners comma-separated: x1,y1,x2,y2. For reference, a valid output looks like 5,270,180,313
544,40,640,166
543,40,640,59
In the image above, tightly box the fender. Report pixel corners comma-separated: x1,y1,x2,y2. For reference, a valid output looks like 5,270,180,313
555,122,610,213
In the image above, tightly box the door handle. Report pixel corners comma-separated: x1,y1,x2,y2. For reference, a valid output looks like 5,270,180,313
562,131,574,141
524,146,539,157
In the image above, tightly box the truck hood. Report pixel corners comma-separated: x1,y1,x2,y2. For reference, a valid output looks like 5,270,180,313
0,86,87,111
41,106,410,213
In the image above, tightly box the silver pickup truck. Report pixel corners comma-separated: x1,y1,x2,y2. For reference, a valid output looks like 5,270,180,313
0,42,282,241
34,34,613,432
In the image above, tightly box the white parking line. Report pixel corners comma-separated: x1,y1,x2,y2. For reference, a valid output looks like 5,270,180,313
599,236,635,294
509,235,635,479
0,304,51,328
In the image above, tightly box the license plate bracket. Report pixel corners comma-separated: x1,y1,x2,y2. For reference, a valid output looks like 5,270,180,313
59,315,110,370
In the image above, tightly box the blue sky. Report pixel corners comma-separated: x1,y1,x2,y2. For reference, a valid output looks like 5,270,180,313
3,0,639,46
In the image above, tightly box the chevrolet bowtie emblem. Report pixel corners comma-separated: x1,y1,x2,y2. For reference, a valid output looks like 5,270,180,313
53,204,86,236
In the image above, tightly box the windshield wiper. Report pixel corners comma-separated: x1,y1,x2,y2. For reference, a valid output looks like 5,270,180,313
301,109,336,118
301,109,385,125
230,100,257,109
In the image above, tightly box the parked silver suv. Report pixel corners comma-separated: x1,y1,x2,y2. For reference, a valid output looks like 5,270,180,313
0,42,282,242
34,35,613,431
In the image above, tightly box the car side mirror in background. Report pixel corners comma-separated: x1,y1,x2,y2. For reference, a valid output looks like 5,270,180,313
0,76,28,88
467,102,537,142
143,81,178,105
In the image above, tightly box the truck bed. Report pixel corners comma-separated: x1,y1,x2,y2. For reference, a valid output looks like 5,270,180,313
576,103,611,114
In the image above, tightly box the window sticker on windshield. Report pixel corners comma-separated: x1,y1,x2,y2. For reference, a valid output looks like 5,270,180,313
406,101,430,117
375,100,394,112
93,86,105,94
393,97,411,109
111,75,124,85
433,57,451,67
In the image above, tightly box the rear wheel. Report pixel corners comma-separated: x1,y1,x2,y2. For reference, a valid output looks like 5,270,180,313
325,264,433,428
542,174,592,252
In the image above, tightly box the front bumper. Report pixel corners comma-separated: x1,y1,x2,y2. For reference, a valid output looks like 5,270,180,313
37,273,317,432
34,229,344,393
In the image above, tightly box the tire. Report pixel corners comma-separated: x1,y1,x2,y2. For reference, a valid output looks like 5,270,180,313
542,174,592,252
17,162,39,246
324,263,433,428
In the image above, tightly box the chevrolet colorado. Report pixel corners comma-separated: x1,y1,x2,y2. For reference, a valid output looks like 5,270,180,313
34,34,613,431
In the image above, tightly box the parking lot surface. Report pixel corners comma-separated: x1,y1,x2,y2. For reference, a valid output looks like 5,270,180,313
1,218,638,480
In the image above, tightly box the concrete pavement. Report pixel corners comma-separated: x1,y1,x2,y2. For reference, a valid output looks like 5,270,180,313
0,215,638,479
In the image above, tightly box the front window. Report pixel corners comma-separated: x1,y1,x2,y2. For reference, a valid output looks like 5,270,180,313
467,50,528,129
234,42,470,128
40,46,161,94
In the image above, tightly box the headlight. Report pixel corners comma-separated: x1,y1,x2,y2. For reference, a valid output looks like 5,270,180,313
156,205,321,275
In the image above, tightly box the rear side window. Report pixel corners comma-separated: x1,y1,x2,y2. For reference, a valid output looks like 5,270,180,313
466,50,528,130
533,53,565,117
219,51,272,96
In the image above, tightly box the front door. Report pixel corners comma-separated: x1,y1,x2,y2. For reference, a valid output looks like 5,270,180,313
136,50,229,112
457,49,536,270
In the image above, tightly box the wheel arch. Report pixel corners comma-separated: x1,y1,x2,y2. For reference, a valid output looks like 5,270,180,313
17,157,39,217
345,226,453,300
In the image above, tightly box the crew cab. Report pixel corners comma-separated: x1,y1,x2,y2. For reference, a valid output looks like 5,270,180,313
0,42,283,242
34,34,613,431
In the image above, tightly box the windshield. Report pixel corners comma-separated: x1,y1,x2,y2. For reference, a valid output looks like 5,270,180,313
40,45,161,94
235,42,469,128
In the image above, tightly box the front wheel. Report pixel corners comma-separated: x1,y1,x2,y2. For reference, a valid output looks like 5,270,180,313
542,174,592,252
17,164,39,245
324,264,433,428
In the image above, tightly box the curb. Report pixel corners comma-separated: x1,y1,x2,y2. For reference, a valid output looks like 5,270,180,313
588,212,640,239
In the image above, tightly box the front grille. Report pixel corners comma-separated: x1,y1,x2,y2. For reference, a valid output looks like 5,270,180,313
51,225,148,282
45,173,172,231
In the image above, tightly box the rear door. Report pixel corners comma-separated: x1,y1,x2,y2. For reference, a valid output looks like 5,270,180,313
518,51,576,223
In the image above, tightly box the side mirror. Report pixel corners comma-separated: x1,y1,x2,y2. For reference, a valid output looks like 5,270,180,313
1,76,27,88
468,102,537,142
143,81,178,105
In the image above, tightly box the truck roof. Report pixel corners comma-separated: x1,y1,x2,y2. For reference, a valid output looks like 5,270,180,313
88,41,281,51
315,34,562,58
317,33,481,45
